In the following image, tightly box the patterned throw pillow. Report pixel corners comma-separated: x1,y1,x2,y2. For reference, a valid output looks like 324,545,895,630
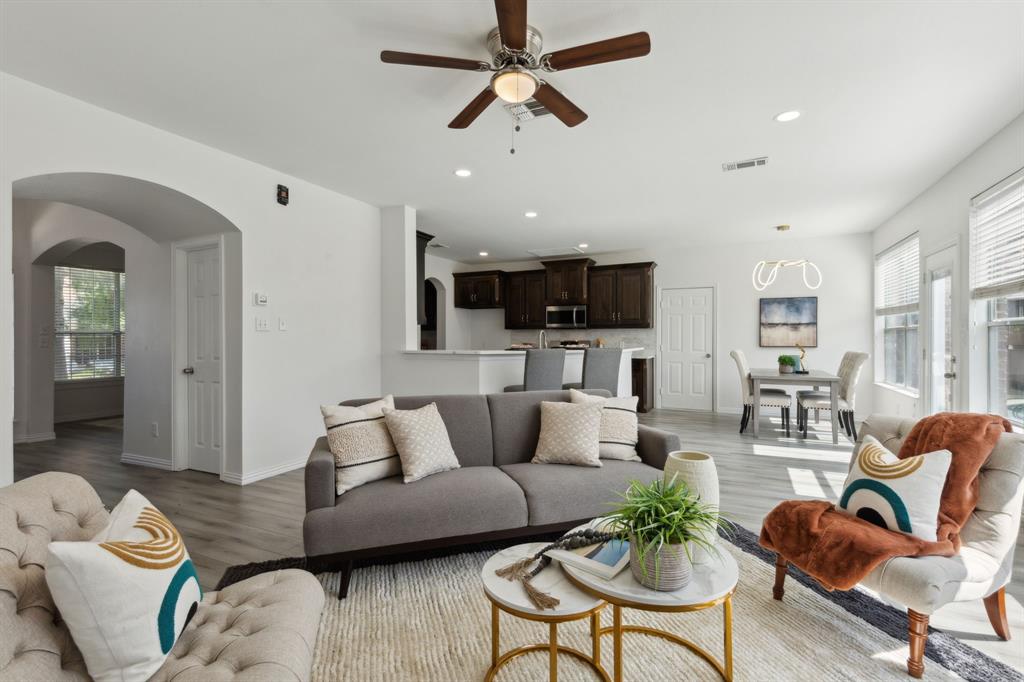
322,395,402,495
45,490,202,682
533,401,603,467
569,388,641,461
838,435,952,542
383,402,461,483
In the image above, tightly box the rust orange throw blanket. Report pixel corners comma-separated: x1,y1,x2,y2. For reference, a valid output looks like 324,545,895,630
759,412,1011,590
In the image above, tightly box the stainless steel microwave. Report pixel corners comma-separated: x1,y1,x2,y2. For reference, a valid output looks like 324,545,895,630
546,305,587,329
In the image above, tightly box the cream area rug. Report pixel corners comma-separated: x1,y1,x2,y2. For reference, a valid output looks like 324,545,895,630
302,528,1011,681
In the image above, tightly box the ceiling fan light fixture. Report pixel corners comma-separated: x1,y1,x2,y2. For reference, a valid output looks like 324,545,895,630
491,67,538,104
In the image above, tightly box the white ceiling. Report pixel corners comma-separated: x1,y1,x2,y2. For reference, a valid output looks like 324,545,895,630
2,1,1022,263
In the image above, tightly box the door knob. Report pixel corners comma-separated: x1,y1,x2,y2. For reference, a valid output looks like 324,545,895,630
943,372,956,379
182,367,195,375
705,353,712,359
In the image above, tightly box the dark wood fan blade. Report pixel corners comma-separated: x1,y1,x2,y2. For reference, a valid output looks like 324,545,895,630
495,0,527,51
381,50,487,71
448,88,498,128
542,31,650,71
532,83,587,127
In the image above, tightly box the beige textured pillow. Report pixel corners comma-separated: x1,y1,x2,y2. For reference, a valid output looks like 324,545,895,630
570,389,641,461
321,395,401,495
533,401,603,467
383,402,461,483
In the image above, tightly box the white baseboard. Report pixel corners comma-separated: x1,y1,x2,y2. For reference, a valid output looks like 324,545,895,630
121,452,174,470
14,431,56,444
220,456,307,486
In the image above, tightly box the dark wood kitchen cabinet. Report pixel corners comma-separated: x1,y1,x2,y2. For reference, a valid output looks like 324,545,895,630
453,271,505,309
542,258,594,304
505,270,547,329
587,262,656,328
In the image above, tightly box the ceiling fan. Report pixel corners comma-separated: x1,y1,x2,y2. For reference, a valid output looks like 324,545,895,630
380,0,651,129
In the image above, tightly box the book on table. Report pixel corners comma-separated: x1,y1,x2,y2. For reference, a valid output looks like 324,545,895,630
548,537,630,580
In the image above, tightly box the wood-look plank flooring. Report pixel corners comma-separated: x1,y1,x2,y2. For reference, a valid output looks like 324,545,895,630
13,411,1023,672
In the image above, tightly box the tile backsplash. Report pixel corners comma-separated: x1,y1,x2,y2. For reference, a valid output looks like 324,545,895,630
509,329,656,357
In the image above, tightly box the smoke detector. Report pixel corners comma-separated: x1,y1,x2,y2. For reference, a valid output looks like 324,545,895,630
722,156,768,172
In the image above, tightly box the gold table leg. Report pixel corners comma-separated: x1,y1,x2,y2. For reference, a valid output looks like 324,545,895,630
724,595,733,682
550,622,558,682
613,605,623,682
491,601,499,667
591,609,601,664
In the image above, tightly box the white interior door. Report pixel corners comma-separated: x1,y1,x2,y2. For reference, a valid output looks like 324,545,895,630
659,287,714,410
924,245,959,413
186,246,222,474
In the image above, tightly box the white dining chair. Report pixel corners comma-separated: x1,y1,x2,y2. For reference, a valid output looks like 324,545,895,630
730,349,793,436
796,351,868,439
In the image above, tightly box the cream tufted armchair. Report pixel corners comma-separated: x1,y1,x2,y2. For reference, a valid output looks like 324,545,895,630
773,414,1024,678
1,472,325,681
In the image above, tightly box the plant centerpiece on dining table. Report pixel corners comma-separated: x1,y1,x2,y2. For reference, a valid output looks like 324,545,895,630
605,477,727,591
778,354,797,374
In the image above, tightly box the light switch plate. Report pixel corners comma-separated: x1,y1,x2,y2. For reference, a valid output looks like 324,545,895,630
255,317,270,332
278,318,287,331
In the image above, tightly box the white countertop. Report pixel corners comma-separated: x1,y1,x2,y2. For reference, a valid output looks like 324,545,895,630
403,347,643,356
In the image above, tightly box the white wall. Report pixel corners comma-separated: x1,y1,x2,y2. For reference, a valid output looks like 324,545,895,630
437,233,875,415
1,73,382,486
871,114,1024,419
54,380,123,423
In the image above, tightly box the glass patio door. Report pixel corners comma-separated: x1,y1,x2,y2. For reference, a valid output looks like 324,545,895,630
925,245,959,413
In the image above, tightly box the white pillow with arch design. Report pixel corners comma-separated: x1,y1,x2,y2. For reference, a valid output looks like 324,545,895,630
838,435,951,542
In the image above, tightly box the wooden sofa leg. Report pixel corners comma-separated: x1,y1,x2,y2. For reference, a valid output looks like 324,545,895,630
983,587,1011,640
907,610,928,678
773,555,788,600
338,559,354,600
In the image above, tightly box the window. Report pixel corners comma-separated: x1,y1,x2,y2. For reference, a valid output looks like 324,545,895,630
972,168,1024,426
875,235,920,392
53,266,125,381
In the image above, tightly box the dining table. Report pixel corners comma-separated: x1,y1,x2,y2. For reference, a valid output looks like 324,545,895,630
749,367,843,444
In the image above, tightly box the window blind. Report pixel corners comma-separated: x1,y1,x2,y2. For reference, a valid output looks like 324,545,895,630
875,234,920,316
53,266,125,381
970,168,1024,300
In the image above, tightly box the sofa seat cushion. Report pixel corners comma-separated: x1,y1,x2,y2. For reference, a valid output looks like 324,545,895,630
500,461,662,526
303,468,529,556
152,569,324,682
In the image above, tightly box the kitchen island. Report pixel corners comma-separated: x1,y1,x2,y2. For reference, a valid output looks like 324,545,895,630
387,348,645,397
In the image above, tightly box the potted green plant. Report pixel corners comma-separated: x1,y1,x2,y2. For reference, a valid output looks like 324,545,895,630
605,477,728,591
778,354,797,374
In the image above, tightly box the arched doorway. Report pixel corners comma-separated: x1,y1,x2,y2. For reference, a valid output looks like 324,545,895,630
422,276,446,350
11,173,242,479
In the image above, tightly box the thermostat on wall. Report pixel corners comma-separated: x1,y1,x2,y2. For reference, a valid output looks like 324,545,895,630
277,184,289,205
253,292,269,306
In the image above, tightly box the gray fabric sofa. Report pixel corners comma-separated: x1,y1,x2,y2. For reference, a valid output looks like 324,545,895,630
304,389,680,597
0,472,324,682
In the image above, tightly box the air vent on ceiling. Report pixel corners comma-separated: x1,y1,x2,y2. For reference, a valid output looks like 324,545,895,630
428,242,450,249
722,156,768,172
527,246,584,258
504,99,552,123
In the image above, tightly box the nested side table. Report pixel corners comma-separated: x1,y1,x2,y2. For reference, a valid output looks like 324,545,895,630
482,543,611,682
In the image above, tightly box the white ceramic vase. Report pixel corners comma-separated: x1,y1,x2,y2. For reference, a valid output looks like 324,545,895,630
663,451,720,564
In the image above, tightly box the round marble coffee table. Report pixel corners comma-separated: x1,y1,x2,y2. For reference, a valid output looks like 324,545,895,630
562,549,739,682
482,543,611,681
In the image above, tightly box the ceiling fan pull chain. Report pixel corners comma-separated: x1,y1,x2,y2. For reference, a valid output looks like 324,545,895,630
510,122,519,155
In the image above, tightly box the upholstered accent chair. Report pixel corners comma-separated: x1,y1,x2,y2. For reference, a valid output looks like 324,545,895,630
730,349,792,436
563,348,624,393
772,414,1024,678
796,351,868,440
0,472,325,681
504,348,567,392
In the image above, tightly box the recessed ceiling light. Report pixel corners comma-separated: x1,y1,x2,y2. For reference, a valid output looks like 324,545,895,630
578,243,589,249
479,251,489,257
524,211,538,218
773,110,801,123
454,169,472,177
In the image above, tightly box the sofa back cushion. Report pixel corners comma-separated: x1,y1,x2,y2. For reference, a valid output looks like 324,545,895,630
342,394,494,467
488,389,611,466
0,472,110,681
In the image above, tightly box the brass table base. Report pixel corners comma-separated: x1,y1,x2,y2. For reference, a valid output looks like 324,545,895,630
484,600,611,682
